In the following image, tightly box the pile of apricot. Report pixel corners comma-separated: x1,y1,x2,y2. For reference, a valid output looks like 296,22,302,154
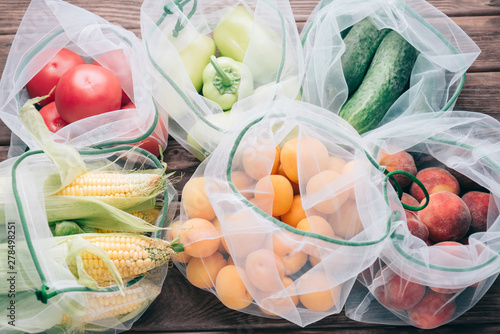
169,134,371,315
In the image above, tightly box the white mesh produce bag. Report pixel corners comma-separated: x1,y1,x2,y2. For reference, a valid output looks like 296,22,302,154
0,101,178,333
0,0,167,157
301,0,480,133
141,0,304,160
168,99,410,327
345,111,500,329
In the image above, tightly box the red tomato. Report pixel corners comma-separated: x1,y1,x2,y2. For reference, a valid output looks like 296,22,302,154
55,64,122,123
26,48,85,106
39,102,69,133
92,50,133,106
123,104,168,156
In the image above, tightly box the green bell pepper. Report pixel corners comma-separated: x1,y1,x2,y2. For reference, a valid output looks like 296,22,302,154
202,56,253,110
213,6,283,84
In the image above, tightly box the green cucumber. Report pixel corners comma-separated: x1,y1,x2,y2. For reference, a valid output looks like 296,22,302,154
340,26,352,39
342,17,390,95
338,31,418,134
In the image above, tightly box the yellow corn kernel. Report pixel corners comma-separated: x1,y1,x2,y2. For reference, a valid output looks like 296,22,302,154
55,172,161,197
80,235,175,285
62,282,160,324
129,208,161,224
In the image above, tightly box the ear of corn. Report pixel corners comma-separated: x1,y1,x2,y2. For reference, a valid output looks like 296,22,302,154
129,207,161,224
79,235,175,285
62,280,160,328
55,172,162,198
45,196,162,233
59,234,178,291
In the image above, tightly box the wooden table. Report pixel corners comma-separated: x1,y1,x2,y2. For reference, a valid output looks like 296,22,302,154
1,0,500,333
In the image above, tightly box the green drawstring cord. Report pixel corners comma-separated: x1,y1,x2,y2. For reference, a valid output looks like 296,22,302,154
164,0,198,38
384,170,430,211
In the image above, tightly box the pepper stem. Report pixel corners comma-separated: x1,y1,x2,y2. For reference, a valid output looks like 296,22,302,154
209,56,233,86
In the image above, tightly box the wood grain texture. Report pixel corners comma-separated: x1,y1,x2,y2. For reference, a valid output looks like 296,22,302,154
0,0,142,35
128,267,500,332
1,3,500,75
0,146,8,161
1,0,500,36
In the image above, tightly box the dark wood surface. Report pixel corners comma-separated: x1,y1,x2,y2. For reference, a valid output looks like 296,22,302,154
1,1,500,333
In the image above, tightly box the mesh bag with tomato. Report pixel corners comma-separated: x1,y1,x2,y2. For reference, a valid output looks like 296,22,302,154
0,0,167,158
140,0,304,161
168,99,409,327
345,111,500,329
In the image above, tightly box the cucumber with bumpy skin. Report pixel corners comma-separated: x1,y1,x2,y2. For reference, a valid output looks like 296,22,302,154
342,18,390,94
339,31,418,134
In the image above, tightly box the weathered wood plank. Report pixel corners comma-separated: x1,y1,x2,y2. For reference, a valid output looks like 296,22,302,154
128,324,500,334
289,0,500,20
0,0,142,36
0,146,8,161
453,16,500,72
1,1,500,36
456,72,500,117
129,266,500,332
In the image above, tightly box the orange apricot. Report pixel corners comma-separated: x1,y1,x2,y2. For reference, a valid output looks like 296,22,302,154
281,136,329,184
180,218,220,258
248,197,272,216
182,177,216,220
243,144,280,180
246,249,285,292
306,170,349,214
258,276,299,316
254,175,294,216
222,211,268,257
341,159,367,200
327,156,346,173
231,171,255,200
281,195,307,228
330,199,364,239
186,252,227,289
280,249,308,276
216,265,253,310
297,270,341,312
278,165,300,195
167,221,192,263
211,217,228,254
273,233,308,275
296,215,336,257
296,216,336,238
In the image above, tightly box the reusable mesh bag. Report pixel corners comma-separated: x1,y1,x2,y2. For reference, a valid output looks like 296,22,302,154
0,102,177,333
141,0,303,161
169,99,411,327
0,0,167,157
345,111,500,329
301,0,480,131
